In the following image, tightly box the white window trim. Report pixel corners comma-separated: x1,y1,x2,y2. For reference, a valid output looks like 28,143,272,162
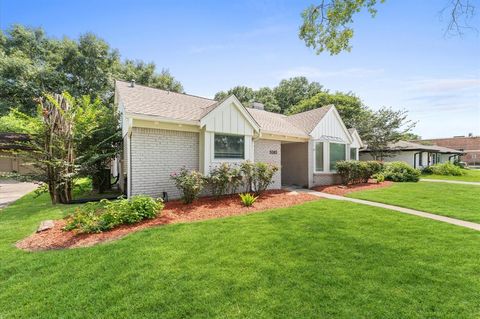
314,140,348,174
212,133,246,162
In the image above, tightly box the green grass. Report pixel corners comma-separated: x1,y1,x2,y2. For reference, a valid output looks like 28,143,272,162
348,182,480,223
1,192,479,318
422,169,480,182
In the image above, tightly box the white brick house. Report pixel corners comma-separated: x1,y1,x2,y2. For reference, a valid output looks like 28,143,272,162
115,80,363,199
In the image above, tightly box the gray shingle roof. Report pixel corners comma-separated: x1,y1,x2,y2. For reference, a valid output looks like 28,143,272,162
116,80,217,122
361,140,463,154
116,80,334,137
246,108,308,137
285,105,333,134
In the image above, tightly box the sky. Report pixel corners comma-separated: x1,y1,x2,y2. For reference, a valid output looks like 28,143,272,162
1,0,479,138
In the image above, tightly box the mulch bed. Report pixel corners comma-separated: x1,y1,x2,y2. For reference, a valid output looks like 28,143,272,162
313,180,393,196
16,190,318,251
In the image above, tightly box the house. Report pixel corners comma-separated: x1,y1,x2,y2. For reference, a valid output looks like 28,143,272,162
418,135,480,167
359,140,463,169
114,80,363,199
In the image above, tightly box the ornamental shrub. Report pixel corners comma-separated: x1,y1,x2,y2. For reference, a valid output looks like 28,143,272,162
372,173,385,183
428,162,465,176
335,160,383,185
170,167,204,204
383,162,421,182
239,193,258,207
205,163,243,198
240,161,279,195
63,196,163,233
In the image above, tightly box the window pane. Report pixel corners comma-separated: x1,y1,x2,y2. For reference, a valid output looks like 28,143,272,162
350,147,357,160
315,142,324,171
330,143,346,171
214,134,244,159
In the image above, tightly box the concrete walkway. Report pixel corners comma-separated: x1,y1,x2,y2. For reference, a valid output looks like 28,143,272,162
420,179,480,186
0,179,38,209
297,188,480,232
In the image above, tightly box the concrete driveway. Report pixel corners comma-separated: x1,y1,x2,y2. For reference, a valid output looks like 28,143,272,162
0,179,38,209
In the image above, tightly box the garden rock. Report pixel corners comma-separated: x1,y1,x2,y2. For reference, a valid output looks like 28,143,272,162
37,220,55,232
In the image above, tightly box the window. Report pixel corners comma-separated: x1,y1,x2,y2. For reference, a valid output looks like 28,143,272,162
418,152,423,166
350,147,357,160
330,143,346,171
315,142,324,172
214,134,244,159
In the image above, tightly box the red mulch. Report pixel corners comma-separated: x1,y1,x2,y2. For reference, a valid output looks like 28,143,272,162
313,180,393,196
16,190,318,251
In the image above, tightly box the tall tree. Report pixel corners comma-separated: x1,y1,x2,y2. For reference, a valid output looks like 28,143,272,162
287,91,368,128
214,86,256,106
273,77,324,113
299,0,477,55
0,25,183,115
253,87,280,113
356,107,417,159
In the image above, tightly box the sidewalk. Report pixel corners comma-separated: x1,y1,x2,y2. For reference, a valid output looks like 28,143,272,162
296,188,480,232
420,179,480,186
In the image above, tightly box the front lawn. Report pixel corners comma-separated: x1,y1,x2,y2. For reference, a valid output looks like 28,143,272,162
348,182,480,223
422,169,480,182
1,191,479,318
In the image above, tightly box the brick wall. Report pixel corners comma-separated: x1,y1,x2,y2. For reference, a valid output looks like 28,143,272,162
312,173,342,186
419,136,480,165
254,139,282,189
130,127,199,199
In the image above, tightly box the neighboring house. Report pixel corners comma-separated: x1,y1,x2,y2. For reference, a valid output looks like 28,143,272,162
0,133,35,174
418,135,480,167
359,140,463,169
114,80,363,199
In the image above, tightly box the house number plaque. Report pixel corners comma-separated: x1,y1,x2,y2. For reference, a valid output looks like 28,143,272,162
269,150,277,155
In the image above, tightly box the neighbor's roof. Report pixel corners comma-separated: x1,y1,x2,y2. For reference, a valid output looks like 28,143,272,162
0,133,30,150
116,80,335,137
361,140,463,154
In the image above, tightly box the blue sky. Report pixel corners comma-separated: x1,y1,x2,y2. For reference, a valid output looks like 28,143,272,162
1,0,479,138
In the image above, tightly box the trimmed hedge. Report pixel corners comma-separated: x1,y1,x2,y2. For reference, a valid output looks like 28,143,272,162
383,162,421,182
423,162,465,176
336,160,383,185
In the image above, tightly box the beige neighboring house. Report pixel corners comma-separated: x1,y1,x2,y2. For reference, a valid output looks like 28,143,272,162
359,140,463,169
0,133,35,174
114,80,363,199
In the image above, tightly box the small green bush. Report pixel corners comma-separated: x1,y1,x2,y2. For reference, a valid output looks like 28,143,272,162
335,160,383,185
64,196,163,233
171,167,205,204
383,162,421,182
239,193,258,207
372,173,385,183
428,162,465,176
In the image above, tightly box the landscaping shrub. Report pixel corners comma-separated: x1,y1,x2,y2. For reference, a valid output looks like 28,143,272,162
427,162,465,176
241,161,279,195
64,196,163,233
335,160,383,185
372,173,385,183
205,163,242,198
239,193,258,207
171,167,204,204
382,162,420,182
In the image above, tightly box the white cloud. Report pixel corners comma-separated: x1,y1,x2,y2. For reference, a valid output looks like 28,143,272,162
406,77,480,92
276,67,385,80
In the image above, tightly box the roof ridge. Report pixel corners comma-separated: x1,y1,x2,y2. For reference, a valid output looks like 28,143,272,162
115,79,216,104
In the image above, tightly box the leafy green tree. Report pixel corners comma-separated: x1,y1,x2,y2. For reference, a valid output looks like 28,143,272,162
0,109,41,134
356,107,417,159
117,61,183,92
400,132,421,141
253,87,280,112
273,77,324,113
287,91,368,128
214,86,256,105
299,0,476,55
0,25,183,115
